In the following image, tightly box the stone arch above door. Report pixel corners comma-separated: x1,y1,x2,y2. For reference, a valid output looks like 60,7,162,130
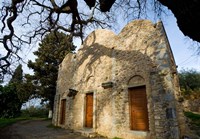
128,75,145,87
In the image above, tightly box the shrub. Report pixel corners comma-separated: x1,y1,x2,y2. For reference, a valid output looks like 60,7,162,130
184,111,200,126
21,106,48,118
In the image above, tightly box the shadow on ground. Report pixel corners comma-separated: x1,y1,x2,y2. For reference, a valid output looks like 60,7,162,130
0,119,107,139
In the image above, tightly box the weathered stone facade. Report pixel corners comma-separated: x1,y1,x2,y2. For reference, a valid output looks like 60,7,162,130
53,20,187,139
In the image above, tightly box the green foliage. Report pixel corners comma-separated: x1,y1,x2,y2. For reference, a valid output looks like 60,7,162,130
21,106,48,118
10,64,31,103
0,84,22,118
178,69,200,98
28,31,75,110
0,65,31,118
9,64,23,84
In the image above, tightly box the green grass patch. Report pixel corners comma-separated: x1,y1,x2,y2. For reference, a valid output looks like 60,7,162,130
0,117,48,129
112,137,123,139
0,117,27,128
184,111,200,127
46,123,61,129
0,106,49,129
0,118,17,128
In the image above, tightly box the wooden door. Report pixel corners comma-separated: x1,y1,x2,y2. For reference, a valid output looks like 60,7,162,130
85,93,93,128
129,86,149,131
60,99,66,125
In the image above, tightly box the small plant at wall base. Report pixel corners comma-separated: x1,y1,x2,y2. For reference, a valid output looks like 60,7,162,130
46,124,61,129
112,137,123,139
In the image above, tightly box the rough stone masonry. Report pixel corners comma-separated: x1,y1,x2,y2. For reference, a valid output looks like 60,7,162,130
53,20,189,139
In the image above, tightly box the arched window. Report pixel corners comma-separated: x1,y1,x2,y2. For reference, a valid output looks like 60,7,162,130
128,75,145,87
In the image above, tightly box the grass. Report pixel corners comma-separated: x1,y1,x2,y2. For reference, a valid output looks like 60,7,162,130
184,111,200,127
0,117,50,129
184,111,200,137
46,123,61,129
0,107,49,129
0,117,27,128
112,137,123,139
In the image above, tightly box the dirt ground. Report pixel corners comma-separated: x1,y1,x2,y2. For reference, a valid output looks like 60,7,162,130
0,119,107,139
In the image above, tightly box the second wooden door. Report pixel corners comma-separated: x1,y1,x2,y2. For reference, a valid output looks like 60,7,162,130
129,86,149,131
85,93,93,128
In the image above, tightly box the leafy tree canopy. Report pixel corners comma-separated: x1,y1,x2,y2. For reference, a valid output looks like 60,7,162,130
179,69,200,99
0,65,25,118
0,84,22,118
9,64,23,84
28,31,75,110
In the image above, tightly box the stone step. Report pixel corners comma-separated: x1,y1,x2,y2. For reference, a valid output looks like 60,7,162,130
75,129,97,138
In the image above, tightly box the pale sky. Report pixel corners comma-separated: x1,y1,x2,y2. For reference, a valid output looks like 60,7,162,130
163,15,200,72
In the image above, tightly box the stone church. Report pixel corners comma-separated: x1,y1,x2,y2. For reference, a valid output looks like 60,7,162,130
52,20,188,139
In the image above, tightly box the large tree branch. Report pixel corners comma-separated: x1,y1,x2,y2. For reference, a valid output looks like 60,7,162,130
158,0,200,42
1,0,25,78
0,0,152,80
2,0,182,81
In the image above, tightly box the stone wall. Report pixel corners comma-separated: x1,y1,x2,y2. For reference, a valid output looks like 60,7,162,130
53,20,187,139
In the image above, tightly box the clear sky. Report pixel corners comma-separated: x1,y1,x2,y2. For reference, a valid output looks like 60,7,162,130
163,15,200,72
